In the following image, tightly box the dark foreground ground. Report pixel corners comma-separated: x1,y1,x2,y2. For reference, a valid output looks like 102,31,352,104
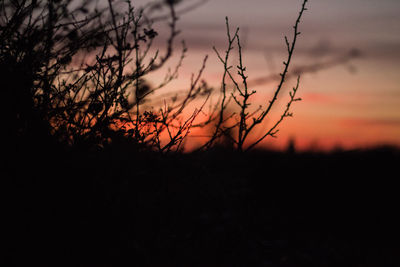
6,144,400,267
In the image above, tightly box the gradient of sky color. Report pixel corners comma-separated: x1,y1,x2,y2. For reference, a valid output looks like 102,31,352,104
135,0,400,151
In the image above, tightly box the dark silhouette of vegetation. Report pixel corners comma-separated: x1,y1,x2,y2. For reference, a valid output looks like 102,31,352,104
4,1,400,267
2,0,308,153
200,0,307,152
2,0,213,153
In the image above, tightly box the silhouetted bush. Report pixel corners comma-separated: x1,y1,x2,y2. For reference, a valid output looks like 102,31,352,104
2,0,308,153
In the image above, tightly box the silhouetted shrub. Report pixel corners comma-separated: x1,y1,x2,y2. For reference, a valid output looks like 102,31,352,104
2,0,309,153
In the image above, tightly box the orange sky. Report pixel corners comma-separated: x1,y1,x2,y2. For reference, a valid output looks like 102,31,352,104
133,0,400,151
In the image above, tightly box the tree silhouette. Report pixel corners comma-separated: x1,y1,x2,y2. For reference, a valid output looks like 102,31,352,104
2,0,308,153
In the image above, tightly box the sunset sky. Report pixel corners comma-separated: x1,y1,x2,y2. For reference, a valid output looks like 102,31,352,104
134,0,400,151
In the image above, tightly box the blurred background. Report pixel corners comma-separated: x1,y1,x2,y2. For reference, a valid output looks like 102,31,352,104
134,0,400,151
